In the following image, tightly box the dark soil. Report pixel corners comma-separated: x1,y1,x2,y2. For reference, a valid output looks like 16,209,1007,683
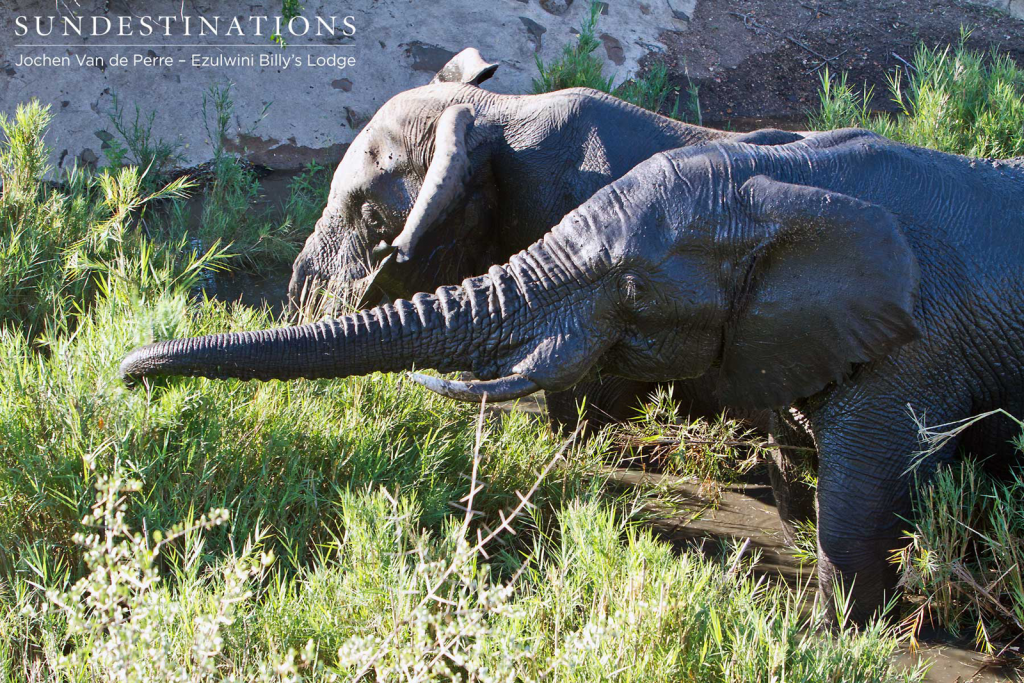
657,0,1024,129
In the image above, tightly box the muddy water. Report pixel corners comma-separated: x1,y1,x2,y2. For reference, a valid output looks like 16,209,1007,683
204,171,1021,683
205,268,292,318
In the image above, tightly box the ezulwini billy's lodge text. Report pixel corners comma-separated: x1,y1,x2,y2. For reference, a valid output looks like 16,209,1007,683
13,52,357,70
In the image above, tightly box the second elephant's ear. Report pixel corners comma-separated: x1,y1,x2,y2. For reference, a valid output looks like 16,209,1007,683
431,48,499,86
390,104,488,263
717,175,920,409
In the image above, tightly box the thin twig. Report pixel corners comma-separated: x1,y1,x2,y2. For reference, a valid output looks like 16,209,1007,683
727,538,752,576
891,52,916,73
615,434,817,454
804,50,847,75
801,2,831,15
950,561,1024,633
351,423,582,682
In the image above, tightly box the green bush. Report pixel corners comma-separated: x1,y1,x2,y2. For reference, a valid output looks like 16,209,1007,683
191,85,316,270
2,477,926,682
0,101,210,340
810,33,1024,158
532,2,613,94
612,386,770,501
102,92,185,184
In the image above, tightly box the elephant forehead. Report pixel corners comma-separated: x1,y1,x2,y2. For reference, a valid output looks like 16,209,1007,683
562,165,698,254
328,132,373,199
329,130,407,203
373,84,474,143
551,202,676,273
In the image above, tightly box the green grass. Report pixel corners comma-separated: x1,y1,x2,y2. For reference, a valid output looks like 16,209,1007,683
100,87,324,272
102,92,185,186
532,2,613,94
810,32,1024,158
612,386,769,501
533,2,702,123
1,476,926,682
0,100,925,681
187,85,318,270
0,101,208,340
897,459,1024,653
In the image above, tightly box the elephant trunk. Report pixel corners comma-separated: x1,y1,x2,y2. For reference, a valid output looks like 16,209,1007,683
121,286,480,385
122,233,598,402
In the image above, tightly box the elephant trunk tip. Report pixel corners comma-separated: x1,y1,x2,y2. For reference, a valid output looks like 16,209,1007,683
120,344,161,387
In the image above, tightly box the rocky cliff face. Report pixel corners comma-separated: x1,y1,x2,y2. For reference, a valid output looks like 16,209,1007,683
1,0,693,171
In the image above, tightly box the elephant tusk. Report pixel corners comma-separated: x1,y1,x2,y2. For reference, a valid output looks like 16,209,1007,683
407,372,540,403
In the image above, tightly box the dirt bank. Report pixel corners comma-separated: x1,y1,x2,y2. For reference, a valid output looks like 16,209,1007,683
659,0,1024,126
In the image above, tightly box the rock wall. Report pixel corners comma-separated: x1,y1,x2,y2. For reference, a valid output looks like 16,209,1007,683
2,0,1019,174
1,0,693,171
975,0,1023,19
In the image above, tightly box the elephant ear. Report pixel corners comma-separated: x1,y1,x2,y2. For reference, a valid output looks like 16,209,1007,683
390,104,486,263
430,48,499,86
717,175,920,410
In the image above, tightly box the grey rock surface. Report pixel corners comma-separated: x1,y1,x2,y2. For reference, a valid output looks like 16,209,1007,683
973,0,1023,19
1,0,694,171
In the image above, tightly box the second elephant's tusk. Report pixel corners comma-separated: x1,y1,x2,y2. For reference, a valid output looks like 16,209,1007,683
407,372,541,403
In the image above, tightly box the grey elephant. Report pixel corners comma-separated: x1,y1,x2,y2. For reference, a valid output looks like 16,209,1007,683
122,129,1024,623
289,47,812,529
288,47,800,310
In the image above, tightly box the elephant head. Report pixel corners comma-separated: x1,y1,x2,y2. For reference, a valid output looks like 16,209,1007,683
123,139,919,411
289,48,504,313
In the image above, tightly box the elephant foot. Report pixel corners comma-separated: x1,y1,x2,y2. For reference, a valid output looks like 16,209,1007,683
816,541,902,629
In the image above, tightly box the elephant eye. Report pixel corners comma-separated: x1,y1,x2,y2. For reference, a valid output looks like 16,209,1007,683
361,203,387,231
617,272,648,308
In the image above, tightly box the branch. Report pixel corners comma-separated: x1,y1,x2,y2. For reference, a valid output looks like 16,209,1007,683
350,415,582,681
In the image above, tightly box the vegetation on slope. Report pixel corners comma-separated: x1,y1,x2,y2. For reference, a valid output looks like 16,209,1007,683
811,31,1024,158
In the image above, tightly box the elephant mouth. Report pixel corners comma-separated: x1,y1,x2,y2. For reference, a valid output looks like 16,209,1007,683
408,328,616,404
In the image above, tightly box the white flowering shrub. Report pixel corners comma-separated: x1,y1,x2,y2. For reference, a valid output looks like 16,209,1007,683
9,466,305,682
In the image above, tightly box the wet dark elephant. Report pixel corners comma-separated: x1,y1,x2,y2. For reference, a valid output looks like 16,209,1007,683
122,130,1024,624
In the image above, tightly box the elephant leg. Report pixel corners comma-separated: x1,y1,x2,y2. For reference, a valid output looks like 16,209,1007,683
545,377,657,433
766,412,818,545
809,387,966,627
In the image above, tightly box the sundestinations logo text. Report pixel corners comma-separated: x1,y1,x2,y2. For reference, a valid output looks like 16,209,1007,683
13,14,357,40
